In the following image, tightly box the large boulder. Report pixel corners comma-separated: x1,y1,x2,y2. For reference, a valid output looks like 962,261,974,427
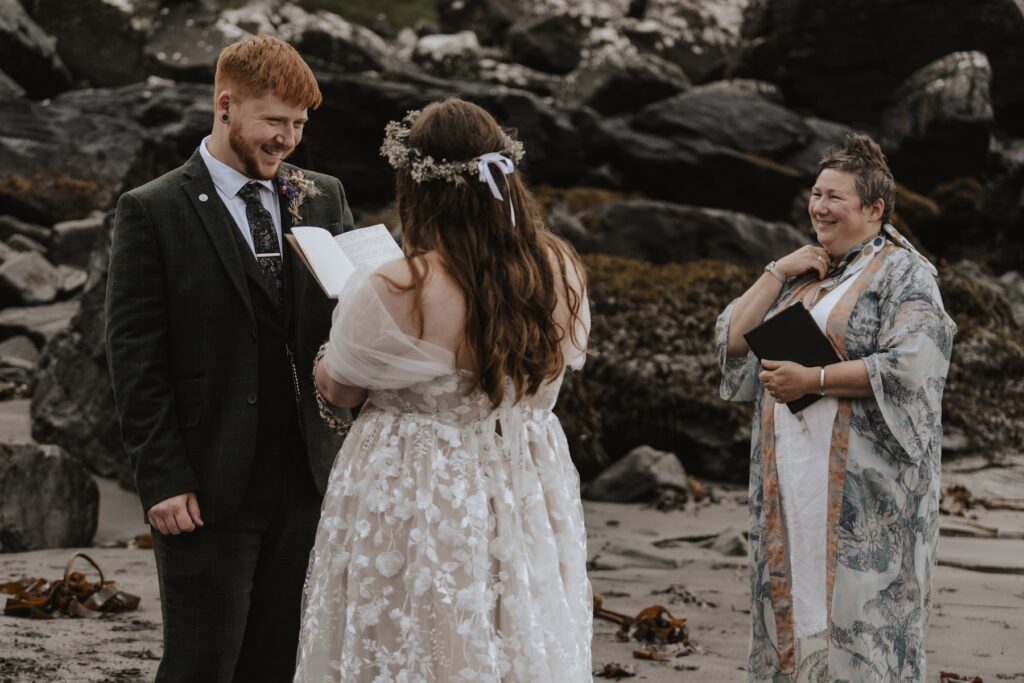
308,73,591,207
0,96,144,224
0,250,63,306
506,12,588,75
880,52,994,192
731,0,1024,132
30,0,151,87
277,3,398,74
412,31,483,79
0,79,212,225
581,445,690,502
575,199,808,268
586,88,849,220
622,0,751,83
436,0,528,45
31,213,128,485
0,0,73,97
562,254,755,482
0,442,99,552
0,300,79,347
564,27,690,114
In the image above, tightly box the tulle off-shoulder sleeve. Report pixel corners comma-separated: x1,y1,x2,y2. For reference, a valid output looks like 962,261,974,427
565,290,591,371
322,272,455,390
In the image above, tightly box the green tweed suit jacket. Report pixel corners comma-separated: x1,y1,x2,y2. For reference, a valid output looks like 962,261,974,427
105,150,355,521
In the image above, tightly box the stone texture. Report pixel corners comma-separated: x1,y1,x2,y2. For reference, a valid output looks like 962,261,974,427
0,215,51,245
581,445,690,502
0,251,62,306
881,52,994,192
49,213,104,268
566,39,689,114
575,199,808,268
277,3,397,74
0,300,80,347
507,12,588,75
31,213,127,485
731,0,1024,133
0,442,99,552
412,31,483,79
0,0,74,97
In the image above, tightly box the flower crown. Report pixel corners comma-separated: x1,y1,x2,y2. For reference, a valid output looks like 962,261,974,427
379,109,526,186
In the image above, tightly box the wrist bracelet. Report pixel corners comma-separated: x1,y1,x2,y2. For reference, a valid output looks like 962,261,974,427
764,261,785,285
819,366,826,396
313,342,354,437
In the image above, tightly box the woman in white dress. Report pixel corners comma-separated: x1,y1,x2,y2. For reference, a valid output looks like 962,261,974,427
294,97,593,683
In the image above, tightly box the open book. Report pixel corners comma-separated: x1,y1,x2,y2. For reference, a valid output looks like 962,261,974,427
286,224,404,298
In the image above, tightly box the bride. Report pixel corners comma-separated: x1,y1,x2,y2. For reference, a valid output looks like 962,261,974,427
294,97,593,683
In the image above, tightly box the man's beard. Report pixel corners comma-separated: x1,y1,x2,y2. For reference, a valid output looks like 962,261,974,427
228,123,291,180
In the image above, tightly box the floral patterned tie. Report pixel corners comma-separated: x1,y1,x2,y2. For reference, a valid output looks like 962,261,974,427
238,182,284,308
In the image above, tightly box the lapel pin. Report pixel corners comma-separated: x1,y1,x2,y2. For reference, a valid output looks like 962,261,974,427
199,193,209,202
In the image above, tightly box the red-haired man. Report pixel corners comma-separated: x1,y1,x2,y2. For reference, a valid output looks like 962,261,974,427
106,35,352,682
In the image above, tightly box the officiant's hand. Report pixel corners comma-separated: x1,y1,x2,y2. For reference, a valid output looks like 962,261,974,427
776,245,830,280
759,360,816,403
148,492,204,535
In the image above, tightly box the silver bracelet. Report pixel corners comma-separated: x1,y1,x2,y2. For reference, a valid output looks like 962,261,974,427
819,366,826,396
764,260,785,285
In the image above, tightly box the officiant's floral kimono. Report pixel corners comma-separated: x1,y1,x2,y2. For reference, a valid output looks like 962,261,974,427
715,238,956,682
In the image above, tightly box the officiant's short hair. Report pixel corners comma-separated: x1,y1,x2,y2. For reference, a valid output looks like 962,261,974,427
215,35,322,110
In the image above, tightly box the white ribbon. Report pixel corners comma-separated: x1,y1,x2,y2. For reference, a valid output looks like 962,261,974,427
477,152,516,226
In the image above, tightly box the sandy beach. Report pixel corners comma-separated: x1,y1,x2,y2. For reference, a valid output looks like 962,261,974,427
2,398,1023,682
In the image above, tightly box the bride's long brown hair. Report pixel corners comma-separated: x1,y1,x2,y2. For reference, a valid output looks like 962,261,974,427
388,97,586,407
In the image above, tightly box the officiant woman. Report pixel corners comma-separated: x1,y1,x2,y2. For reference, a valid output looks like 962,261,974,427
715,133,956,682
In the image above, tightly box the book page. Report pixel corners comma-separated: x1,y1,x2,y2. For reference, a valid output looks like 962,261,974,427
335,224,404,272
289,226,355,298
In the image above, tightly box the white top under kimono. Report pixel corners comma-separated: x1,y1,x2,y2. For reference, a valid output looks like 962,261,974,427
772,245,877,638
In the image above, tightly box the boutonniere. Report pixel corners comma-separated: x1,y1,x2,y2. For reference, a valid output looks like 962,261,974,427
276,169,320,223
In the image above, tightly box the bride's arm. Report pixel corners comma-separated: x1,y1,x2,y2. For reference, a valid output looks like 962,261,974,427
314,359,367,408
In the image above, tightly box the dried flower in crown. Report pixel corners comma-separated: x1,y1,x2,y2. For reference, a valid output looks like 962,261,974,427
379,109,526,185
276,169,320,222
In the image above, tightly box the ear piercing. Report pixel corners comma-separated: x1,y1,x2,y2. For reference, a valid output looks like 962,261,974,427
222,114,229,122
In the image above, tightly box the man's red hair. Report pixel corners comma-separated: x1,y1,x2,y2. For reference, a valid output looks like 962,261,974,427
214,34,322,109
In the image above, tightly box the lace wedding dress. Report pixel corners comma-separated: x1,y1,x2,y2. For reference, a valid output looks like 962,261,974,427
294,272,593,683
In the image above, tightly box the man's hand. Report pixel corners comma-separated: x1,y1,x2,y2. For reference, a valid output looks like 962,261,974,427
148,492,204,535
758,360,817,404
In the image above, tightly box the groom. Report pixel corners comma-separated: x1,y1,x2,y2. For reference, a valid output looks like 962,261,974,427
105,35,352,682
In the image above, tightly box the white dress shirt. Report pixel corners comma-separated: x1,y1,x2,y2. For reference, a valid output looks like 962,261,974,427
198,135,283,255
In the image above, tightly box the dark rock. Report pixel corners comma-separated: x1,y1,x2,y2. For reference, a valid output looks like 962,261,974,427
563,255,754,482
0,355,34,387
567,44,690,115
0,442,99,552
31,0,151,87
0,251,62,306
49,213,103,268
731,0,1024,132
307,73,590,207
436,0,523,45
143,2,233,83
0,0,73,97
0,68,26,99
476,58,562,96
699,527,747,556
0,335,39,365
412,31,482,79
58,265,87,298
278,4,397,75
32,213,127,485
781,116,856,179
576,199,807,268
581,445,690,502
587,89,820,220
0,300,79,347
881,52,994,192
0,96,144,224
622,0,749,83
507,13,587,75
940,260,1024,458
7,233,47,254
0,215,50,245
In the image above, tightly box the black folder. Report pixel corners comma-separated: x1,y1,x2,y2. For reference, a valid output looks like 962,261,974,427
742,302,841,413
